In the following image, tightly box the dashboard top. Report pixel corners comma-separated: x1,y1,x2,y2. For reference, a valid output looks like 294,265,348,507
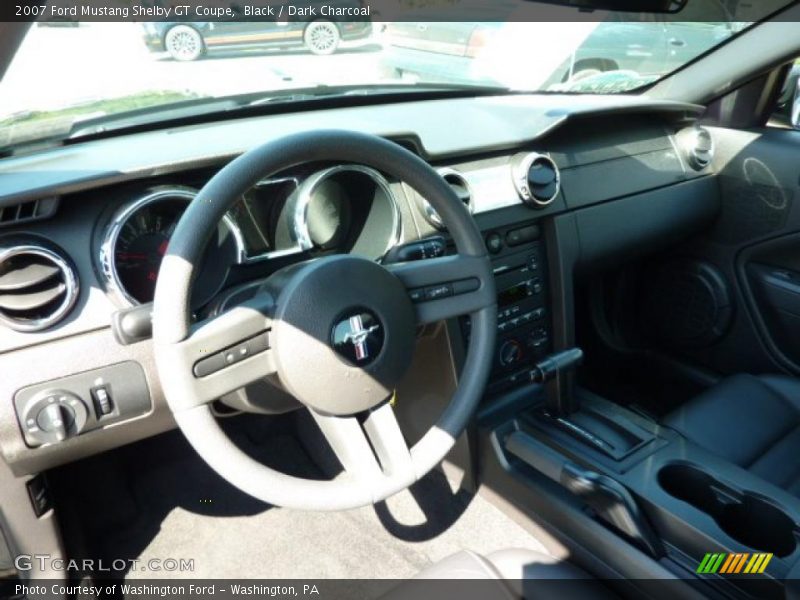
0,93,702,206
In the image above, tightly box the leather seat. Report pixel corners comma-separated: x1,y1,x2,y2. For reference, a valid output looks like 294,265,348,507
665,374,800,495
386,548,616,599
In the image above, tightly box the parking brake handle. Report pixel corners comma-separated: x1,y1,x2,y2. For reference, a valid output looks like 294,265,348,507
503,430,663,559
561,463,664,558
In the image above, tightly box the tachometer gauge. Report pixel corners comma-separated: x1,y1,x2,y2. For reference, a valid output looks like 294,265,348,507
100,188,243,307
284,166,401,259
305,178,352,250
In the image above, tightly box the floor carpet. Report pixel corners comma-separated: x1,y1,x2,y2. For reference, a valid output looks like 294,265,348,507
51,414,550,591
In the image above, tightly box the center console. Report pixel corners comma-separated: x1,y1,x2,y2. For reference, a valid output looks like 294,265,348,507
483,379,800,598
462,220,553,397
483,378,800,598
467,220,800,598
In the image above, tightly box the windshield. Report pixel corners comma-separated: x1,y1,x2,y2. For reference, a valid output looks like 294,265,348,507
0,5,778,150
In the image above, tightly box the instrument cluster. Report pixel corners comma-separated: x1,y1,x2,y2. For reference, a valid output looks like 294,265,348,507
97,165,402,308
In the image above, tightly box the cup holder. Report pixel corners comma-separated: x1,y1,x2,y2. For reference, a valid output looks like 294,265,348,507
659,463,799,557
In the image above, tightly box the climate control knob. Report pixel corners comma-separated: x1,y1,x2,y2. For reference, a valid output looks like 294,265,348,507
498,340,524,368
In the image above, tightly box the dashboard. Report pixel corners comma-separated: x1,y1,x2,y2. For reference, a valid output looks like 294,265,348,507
0,93,721,475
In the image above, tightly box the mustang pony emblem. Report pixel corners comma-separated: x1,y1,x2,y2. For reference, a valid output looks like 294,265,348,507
342,315,380,361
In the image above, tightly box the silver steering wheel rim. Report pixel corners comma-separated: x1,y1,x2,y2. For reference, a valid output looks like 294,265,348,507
152,130,496,511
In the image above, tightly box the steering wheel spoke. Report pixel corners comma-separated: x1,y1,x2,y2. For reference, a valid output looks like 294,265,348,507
159,293,276,410
387,255,495,324
312,402,413,484
362,402,414,479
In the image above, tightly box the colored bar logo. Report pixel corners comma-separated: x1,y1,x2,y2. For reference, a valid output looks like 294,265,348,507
696,552,773,574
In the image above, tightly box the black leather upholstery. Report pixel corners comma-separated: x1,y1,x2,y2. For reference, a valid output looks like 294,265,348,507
665,374,800,495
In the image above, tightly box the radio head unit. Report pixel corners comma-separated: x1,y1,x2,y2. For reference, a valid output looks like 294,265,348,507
461,229,552,398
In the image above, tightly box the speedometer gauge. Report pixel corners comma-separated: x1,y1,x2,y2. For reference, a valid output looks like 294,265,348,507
114,199,182,304
100,188,243,307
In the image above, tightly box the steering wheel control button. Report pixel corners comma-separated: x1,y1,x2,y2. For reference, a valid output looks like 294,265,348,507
331,311,384,366
409,288,426,303
410,278,480,303
246,331,270,354
192,331,271,378
452,278,480,295
424,283,453,301
193,352,227,378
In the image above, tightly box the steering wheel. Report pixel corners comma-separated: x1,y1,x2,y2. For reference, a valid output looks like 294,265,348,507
152,130,496,511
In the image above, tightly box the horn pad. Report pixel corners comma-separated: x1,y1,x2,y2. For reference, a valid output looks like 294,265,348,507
270,255,416,415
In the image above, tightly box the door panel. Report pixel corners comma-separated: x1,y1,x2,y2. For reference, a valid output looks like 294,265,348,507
742,236,800,372
634,127,800,378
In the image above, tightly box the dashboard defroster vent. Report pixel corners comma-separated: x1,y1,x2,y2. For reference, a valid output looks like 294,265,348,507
682,126,714,171
0,197,59,228
0,244,79,332
418,168,473,230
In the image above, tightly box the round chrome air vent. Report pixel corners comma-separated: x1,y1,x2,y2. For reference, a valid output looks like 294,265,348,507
419,168,473,230
682,126,714,171
0,243,79,332
512,152,560,208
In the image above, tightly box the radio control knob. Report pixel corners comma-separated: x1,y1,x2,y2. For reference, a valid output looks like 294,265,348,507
498,340,524,367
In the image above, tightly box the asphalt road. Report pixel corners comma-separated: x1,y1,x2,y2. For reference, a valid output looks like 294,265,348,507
0,23,388,118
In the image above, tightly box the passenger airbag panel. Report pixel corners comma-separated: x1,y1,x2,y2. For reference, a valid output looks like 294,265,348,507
575,177,719,269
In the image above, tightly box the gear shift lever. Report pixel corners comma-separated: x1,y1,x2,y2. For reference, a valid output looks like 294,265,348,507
529,347,583,416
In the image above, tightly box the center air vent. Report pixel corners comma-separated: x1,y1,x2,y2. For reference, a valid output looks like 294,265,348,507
512,153,560,208
679,126,714,171
418,168,473,230
0,244,79,332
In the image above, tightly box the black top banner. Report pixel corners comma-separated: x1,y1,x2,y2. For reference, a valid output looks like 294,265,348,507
5,0,798,23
